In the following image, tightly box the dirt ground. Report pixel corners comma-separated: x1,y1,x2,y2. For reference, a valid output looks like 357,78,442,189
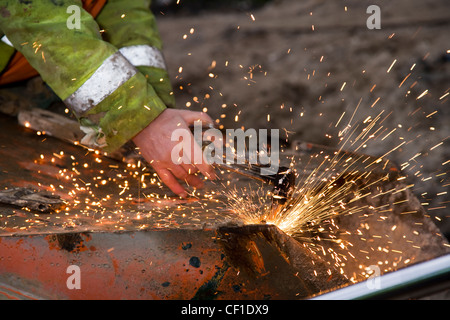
156,0,450,235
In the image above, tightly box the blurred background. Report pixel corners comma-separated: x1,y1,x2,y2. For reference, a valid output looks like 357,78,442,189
153,0,450,236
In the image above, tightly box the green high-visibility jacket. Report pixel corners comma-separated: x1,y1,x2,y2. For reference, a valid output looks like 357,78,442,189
0,0,175,152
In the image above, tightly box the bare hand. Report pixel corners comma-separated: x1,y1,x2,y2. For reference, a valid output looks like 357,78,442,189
132,109,216,198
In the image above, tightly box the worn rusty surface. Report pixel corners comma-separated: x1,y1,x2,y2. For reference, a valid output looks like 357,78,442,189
0,224,350,300
0,113,411,235
0,113,449,299
0,113,236,234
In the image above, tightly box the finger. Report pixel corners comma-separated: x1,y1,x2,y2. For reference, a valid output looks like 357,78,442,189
155,167,187,198
195,163,216,181
168,165,189,181
182,163,199,175
170,165,204,189
181,135,216,180
192,141,217,180
176,123,217,181
186,175,204,189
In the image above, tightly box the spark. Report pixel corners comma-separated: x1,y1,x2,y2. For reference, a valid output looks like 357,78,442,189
426,110,437,118
439,92,449,100
381,128,396,141
398,73,411,88
335,112,345,128
228,107,394,240
370,97,380,108
430,142,443,151
416,90,428,100
387,59,397,73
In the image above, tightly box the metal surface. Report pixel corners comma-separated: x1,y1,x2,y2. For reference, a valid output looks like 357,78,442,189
311,253,450,300
0,224,348,300
1,113,449,299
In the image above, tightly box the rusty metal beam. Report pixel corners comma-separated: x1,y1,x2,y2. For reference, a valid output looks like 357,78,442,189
0,224,349,300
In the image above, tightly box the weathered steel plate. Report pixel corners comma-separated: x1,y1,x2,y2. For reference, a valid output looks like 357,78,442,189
0,224,350,300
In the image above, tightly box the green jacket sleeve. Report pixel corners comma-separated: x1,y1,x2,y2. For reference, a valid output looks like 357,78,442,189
96,0,175,108
0,0,167,152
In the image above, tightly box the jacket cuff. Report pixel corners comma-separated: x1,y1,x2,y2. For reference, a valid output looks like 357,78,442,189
84,74,167,152
118,44,175,109
63,51,167,152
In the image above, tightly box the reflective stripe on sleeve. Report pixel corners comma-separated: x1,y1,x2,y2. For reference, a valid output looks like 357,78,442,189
119,45,166,70
1,35,13,47
64,51,137,115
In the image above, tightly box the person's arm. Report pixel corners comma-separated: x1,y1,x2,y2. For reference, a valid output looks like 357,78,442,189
96,0,175,109
0,0,166,152
95,0,215,195
0,0,215,196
